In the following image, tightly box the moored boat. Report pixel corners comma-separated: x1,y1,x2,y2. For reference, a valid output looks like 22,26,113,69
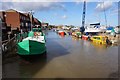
90,36,112,45
82,35,88,40
72,31,81,38
17,28,46,55
58,30,65,36
75,32,82,38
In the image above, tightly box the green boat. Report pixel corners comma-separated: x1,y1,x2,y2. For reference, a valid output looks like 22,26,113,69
75,32,82,38
17,28,46,55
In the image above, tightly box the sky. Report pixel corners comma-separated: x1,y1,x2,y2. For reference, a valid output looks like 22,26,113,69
0,0,119,27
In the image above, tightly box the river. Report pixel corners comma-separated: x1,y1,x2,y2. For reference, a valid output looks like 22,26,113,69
3,30,119,78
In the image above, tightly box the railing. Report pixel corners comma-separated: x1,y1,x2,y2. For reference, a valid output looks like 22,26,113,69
2,35,17,53
2,32,28,54
16,32,28,42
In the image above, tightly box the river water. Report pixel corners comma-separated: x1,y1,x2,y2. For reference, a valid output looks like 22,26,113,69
3,30,119,78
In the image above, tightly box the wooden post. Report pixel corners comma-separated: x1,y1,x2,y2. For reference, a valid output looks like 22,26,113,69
14,34,17,52
14,34,16,43
8,35,10,41
8,34,11,51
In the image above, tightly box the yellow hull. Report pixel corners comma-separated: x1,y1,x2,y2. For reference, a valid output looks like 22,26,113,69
91,36,106,45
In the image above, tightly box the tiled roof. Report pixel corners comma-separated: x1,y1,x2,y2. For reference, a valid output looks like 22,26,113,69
34,18,41,24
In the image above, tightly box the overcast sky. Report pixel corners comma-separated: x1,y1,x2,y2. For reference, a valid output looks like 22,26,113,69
0,0,119,26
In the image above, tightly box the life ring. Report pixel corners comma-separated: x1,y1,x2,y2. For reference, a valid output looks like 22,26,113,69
34,32,37,36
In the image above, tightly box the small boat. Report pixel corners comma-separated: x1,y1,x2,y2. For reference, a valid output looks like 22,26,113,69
58,30,65,36
90,36,108,45
72,32,76,36
72,31,81,38
114,26,120,34
76,32,82,38
82,35,88,40
17,28,46,55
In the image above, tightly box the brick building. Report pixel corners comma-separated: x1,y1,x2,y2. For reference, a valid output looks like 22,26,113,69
4,9,31,31
0,11,7,29
0,11,11,40
41,22,49,29
0,9,42,32
33,18,41,28
1,10,48,32
0,9,43,40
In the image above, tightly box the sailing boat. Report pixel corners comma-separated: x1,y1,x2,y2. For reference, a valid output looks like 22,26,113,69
17,28,46,55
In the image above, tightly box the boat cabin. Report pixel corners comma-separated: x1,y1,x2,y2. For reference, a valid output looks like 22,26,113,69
91,36,107,45
28,28,43,37
32,28,42,32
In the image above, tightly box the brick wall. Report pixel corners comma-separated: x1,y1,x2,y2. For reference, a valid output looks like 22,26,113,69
5,12,20,29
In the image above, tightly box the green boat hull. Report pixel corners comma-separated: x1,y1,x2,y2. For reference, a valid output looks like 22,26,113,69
17,40,46,55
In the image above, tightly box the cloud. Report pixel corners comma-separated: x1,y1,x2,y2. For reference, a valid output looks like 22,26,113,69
2,0,60,2
95,1,113,12
1,0,120,2
1,0,117,12
75,0,119,3
1,1,66,12
61,15,67,19
53,12,67,19
110,9,120,15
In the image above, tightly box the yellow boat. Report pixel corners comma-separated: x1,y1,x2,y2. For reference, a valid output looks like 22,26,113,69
90,36,107,45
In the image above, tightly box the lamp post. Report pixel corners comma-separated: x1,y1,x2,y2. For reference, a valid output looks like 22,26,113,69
29,10,34,30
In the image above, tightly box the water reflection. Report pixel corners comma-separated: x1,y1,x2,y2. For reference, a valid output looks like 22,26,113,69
19,54,47,78
59,34,65,38
91,42,109,49
3,30,118,78
71,36,81,41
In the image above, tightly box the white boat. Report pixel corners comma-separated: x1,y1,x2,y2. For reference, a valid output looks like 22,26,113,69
71,27,79,31
58,30,64,33
114,26,120,34
85,25,106,33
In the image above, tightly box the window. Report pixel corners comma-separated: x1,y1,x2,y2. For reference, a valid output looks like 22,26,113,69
93,37,96,39
21,16,23,20
96,37,100,40
93,37,100,40
28,23,31,27
20,16,21,19
23,17,25,20
27,18,29,21
26,23,28,26
21,22,24,26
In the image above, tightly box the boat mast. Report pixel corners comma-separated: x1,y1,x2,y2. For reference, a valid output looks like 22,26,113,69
80,1,86,33
103,2,108,27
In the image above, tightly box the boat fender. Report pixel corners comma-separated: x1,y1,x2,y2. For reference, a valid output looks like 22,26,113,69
34,32,37,36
